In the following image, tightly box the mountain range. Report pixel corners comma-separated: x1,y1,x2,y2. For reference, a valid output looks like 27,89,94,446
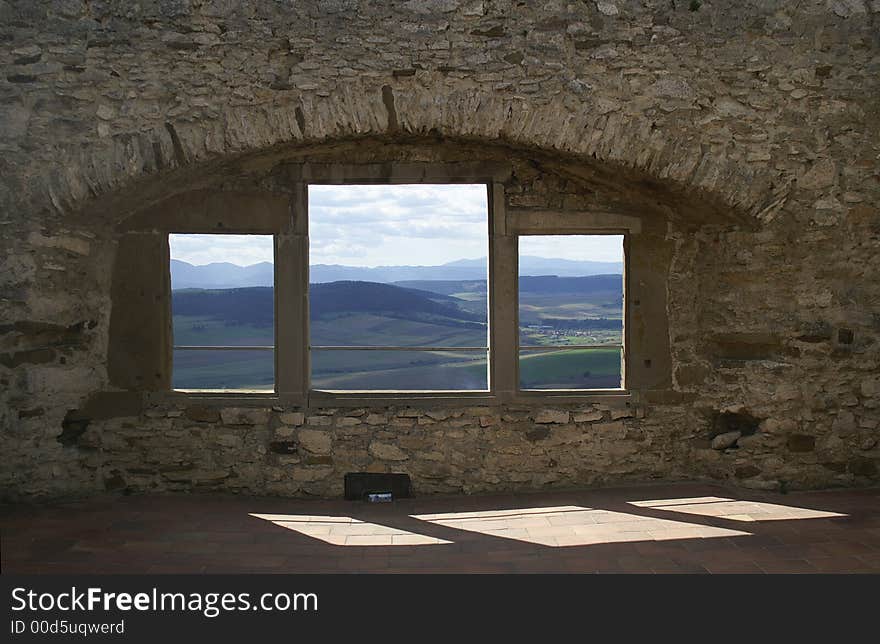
170,257,624,289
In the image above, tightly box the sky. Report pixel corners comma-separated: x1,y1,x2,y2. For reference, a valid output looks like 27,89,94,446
169,185,622,267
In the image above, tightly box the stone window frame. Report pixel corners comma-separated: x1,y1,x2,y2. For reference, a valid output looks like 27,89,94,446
169,231,279,394
505,209,641,406
304,182,493,396
296,163,637,406
115,163,661,408
513,229,628,394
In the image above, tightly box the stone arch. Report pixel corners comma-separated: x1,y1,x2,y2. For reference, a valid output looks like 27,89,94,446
42,82,786,226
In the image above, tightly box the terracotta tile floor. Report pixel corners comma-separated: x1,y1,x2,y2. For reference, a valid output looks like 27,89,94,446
2,483,878,573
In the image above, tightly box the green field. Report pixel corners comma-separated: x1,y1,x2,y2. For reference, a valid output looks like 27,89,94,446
172,349,274,390
518,293,620,324
172,316,273,346
519,348,621,390
171,276,623,391
310,313,486,348
312,350,488,390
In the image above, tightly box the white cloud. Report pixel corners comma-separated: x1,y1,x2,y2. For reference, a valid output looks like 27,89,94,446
519,235,623,263
169,186,623,266
169,234,274,266
309,184,488,266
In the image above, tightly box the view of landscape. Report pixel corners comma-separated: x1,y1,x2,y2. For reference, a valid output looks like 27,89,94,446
169,187,623,391
518,236,623,389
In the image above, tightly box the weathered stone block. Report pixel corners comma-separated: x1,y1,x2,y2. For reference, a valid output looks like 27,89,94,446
787,434,815,452
526,427,550,442
298,429,332,454
675,364,710,386
215,433,242,448
534,409,570,424
279,412,305,426
269,441,298,455
185,406,220,423
291,467,333,482
220,408,269,425
711,431,741,450
831,411,856,436
798,158,837,190
543,425,587,447
572,410,603,423
592,421,626,439
734,464,761,479
368,442,408,460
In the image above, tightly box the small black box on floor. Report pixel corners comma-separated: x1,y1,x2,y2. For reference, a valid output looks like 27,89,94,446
344,472,412,501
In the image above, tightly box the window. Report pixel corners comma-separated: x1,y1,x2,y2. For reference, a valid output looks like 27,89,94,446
169,234,275,391
143,166,640,400
307,184,489,391
518,235,624,390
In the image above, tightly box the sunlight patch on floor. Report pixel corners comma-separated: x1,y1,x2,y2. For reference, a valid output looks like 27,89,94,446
411,505,750,547
628,497,847,522
249,513,452,546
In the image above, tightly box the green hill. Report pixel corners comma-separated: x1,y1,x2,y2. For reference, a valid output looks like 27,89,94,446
171,281,485,328
309,281,484,325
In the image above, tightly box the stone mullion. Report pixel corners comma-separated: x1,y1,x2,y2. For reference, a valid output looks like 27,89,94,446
489,182,518,401
275,184,308,401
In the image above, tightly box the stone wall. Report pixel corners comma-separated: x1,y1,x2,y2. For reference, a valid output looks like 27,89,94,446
1,1,878,500
78,402,655,497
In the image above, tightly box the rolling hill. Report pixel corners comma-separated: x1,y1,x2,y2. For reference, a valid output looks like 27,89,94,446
393,275,622,297
171,278,623,390
171,281,484,328
309,281,484,326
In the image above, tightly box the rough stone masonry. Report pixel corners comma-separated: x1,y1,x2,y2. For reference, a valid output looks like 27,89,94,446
0,1,878,500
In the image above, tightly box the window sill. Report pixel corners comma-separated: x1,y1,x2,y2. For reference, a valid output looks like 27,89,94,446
148,389,633,409
148,390,290,407
308,390,495,408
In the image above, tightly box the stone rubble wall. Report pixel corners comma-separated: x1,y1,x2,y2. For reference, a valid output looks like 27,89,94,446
1,1,878,500
80,404,656,498
4,387,877,499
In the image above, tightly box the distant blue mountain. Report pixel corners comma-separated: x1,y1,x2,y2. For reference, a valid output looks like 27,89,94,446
171,257,624,289
170,260,274,289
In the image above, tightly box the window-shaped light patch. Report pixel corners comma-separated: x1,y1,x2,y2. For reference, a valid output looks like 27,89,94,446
518,235,624,390
412,505,749,547
249,513,452,546
628,497,847,522
169,234,274,391
308,184,489,391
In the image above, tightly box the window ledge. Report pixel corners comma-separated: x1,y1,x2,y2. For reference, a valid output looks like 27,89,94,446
147,390,291,407
146,389,633,409
312,390,633,408
308,390,495,408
